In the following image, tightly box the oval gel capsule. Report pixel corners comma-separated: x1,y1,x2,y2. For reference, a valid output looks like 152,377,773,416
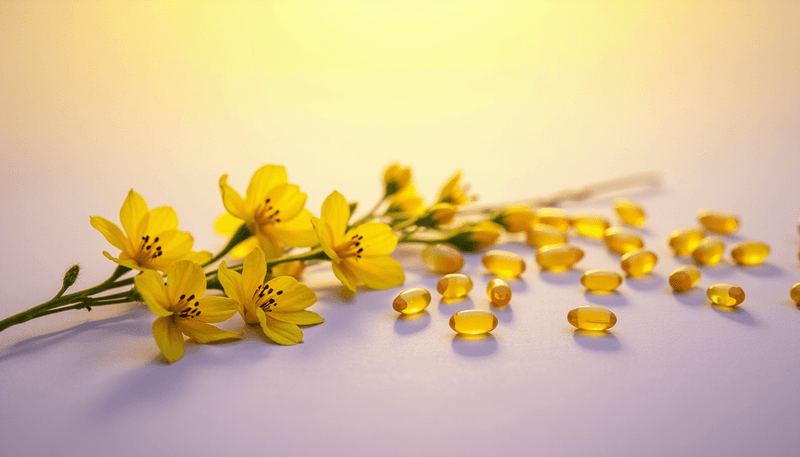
693,237,725,266
614,198,646,228
437,274,473,300
392,288,432,314
791,283,800,305
669,265,701,292
668,228,705,256
707,283,745,307
620,249,658,277
482,250,526,278
421,244,464,274
730,241,769,266
580,269,623,292
487,278,512,306
449,310,498,335
604,227,644,255
526,223,567,248
698,210,739,234
571,213,610,239
535,243,584,272
567,306,617,331
535,208,570,233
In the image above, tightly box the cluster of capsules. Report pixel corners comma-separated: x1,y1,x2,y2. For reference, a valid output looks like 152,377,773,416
392,198,798,336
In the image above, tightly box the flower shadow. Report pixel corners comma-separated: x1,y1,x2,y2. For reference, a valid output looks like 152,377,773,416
451,333,498,357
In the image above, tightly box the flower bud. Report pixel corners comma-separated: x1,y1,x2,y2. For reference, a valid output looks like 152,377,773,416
490,205,535,233
383,163,412,197
445,221,502,252
436,171,474,206
415,203,457,228
62,264,80,289
387,185,425,216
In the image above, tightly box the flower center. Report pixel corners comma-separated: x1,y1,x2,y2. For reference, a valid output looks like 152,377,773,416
253,198,282,226
253,283,284,312
135,235,164,263
336,234,364,260
176,294,201,319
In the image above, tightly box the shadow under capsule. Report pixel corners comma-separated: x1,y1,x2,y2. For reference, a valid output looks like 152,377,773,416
393,310,431,335
670,287,705,307
583,290,629,307
736,263,785,278
491,303,514,323
451,333,498,357
624,273,665,291
538,268,583,286
572,329,621,352
710,303,757,326
437,296,475,315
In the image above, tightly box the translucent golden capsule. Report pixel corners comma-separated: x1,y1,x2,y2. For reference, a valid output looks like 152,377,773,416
698,210,739,234
535,243,584,272
525,223,567,248
614,198,646,228
437,274,473,300
603,227,644,255
668,228,705,256
392,288,432,314
620,249,658,277
567,306,617,331
580,269,623,292
535,208,570,233
482,250,526,278
449,310,498,335
692,237,725,266
790,283,800,305
421,244,464,274
707,283,745,307
571,213,610,239
730,241,770,266
669,265,701,292
487,278,512,306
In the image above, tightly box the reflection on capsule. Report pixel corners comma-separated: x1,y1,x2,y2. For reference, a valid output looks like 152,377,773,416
614,198,646,228
437,274,473,300
535,243,584,272
730,241,769,266
693,237,725,266
421,244,464,274
487,278,512,306
620,249,658,277
392,288,432,314
449,310,498,335
571,213,610,239
535,208,570,233
698,210,739,234
604,227,644,255
668,228,705,256
482,250,526,278
580,269,623,292
567,306,617,331
526,223,567,248
707,283,745,307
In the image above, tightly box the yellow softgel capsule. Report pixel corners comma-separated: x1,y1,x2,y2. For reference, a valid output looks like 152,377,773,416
535,208,570,233
620,249,658,277
571,213,610,239
392,288,432,314
698,210,739,234
421,244,464,274
437,274,473,300
668,228,705,256
790,283,800,305
535,243,584,272
707,283,745,307
669,265,701,292
614,198,646,228
603,227,644,255
525,223,567,248
487,278,512,306
730,241,770,266
567,306,617,331
482,250,526,278
692,237,725,266
580,269,623,292
449,310,498,335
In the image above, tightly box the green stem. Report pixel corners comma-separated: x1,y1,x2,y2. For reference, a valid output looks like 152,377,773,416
204,222,252,267
348,196,387,229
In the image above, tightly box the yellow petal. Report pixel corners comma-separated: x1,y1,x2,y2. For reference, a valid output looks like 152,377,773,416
270,310,324,326
179,319,242,344
320,191,349,245
103,251,143,271
346,255,405,290
146,230,194,271
257,309,303,345
217,261,246,311
269,209,318,248
332,261,358,292
184,250,212,265
262,183,306,222
242,247,267,298
192,296,239,323
119,189,148,241
245,165,288,207
133,270,173,316
437,171,461,202
219,174,252,222
90,216,131,253
214,212,243,237
255,228,285,260
345,222,398,256
230,236,260,259
144,206,179,234
311,217,340,263
165,260,206,306
152,316,184,363
264,276,317,312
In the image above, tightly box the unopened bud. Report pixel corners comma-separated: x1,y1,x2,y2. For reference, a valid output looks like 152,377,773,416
62,264,80,289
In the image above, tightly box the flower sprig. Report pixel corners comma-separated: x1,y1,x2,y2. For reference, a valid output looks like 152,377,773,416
0,163,659,363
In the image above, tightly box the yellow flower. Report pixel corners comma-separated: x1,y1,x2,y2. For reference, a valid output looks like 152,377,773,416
437,171,474,206
134,260,241,363
387,184,425,216
446,221,502,252
219,165,317,259
214,213,261,259
311,191,405,292
383,163,412,197
491,205,536,233
217,248,322,345
90,190,211,272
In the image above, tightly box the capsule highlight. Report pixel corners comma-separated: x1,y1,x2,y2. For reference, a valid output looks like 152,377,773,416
421,244,464,274
580,269,623,292
604,227,644,255
526,223,567,248
449,310,498,335
482,250,526,278
730,241,769,266
707,283,745,307
669,265,701,292
567,306,617,331
693,237,725,266
535,243,584,272
437,274,473,300
535,208,570,233
620,249,658,277
487,278,512,306
392,288,432,314
698,210,739,234
668,228,705,256
571,213,610,239
614,198,646,228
